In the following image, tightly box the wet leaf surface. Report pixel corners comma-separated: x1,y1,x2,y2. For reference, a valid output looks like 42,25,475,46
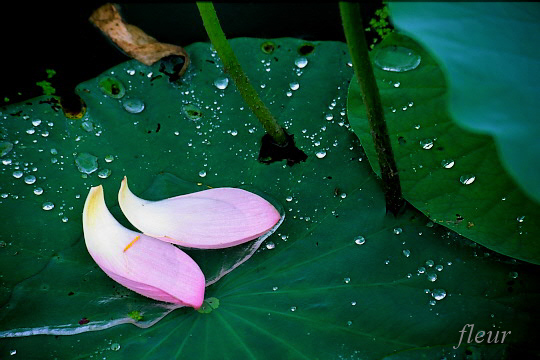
1,38,539,359
348,33,540,265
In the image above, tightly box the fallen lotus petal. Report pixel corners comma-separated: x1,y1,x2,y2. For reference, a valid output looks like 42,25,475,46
83,185,205,308
118,177,282,249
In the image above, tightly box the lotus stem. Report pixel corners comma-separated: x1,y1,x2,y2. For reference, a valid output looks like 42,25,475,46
197,2,288,146
339,2,404,215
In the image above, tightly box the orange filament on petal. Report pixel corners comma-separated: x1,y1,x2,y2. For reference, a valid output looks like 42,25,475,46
123,235,141,252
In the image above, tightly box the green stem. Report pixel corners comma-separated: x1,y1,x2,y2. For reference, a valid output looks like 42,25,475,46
197,2,288,146
339,2,404,215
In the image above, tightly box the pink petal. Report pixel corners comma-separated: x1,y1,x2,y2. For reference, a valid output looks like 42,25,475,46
118,177,282,249
83,185,205,308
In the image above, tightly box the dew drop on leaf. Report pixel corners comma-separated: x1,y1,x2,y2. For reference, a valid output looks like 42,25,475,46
75,153,98,175
12,170,23,179
354,236,365,245
374,45,422,72
294,57,308,69
420,139,434,150
441,159,455,169
24,175,36,184
42,202,54,211
431,289,447,301
122,98,145,114
214,77,229,90
97,168,112,179
460,174,476,185
315,150,326,159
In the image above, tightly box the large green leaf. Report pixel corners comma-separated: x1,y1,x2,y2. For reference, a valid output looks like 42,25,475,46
1,38,539,359
348,33,540,265
388,3,540,204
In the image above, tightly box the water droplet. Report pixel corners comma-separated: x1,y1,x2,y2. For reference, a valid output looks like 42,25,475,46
347,320,353,326
402,249,411,257
315,150,326,159
427,272,438,282
75,153,98,175
61,216,69,223
425,260,434,267
420,139,434,150
98,76,126,99
34,187,43,195
414,124,421,130
183,104,203,121
12,170,23,179
104,155,115,163
435,264,444,272
198,170,207,178
265,241,275,250
325,113,334,121
98,168,112,179
290,306,297,312
123,98,145,114
230,129,238,136
32,119,42,126
431,289,447,301
110,343,121,351
393,82,401,88
508,271,518,279
285,196,293,202
441,159,455,169
418,267,426,274
354,235,366,245
393,227,402,235
351,301,357,306
0,240,6,248
42,202,55,211
344,277,351,284
2,158,12,165
289,81,300,91
10,350,16,356
214,77,229,90
295,57,308,68
517,216,525,223
127,69,136,75
26,128,35,135
81,121,94,132
374,46,422,72
460,174,476,185
340,193,347,199
272,286,279,291
24,175,36,184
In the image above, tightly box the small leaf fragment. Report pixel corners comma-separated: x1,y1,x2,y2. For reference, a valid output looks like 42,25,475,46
89,3,190,77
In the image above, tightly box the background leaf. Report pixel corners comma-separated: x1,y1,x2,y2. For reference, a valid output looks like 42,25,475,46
388,2,540,203
348,33,540,265
1,38,539,359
